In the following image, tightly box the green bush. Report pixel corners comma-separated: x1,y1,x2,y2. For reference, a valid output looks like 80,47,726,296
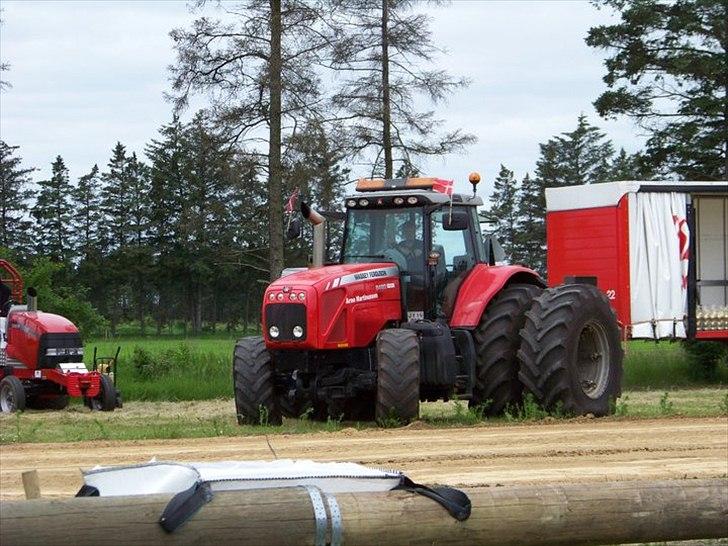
682,341,728,382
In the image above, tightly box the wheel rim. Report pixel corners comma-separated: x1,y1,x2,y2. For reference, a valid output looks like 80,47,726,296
0,384,15,412
576,320,610,399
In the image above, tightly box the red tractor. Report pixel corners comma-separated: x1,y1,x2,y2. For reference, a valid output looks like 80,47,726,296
233,176,623,424
0,260,121,412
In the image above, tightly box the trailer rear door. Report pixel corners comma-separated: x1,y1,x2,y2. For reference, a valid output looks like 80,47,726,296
695,195,728,333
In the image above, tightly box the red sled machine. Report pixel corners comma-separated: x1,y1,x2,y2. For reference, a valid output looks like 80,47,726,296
0,259,121,412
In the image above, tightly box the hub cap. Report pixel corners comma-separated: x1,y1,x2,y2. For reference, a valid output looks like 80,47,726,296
0,383,17,412
576,320,610,399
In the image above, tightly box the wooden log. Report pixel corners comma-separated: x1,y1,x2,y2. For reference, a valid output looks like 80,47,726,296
21,470,40,500
0,479,725,546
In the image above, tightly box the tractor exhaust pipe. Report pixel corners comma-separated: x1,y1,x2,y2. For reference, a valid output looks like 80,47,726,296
300,202,325,268
26,287,38,312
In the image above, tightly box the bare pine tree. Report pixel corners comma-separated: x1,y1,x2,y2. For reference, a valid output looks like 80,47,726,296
330,0,475,178
168,0,331,280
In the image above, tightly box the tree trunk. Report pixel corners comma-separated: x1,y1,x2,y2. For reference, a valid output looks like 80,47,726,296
268,0,284,281
381,0,393,179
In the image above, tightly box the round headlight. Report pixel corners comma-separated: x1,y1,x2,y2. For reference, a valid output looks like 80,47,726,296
293,326,304,338
347,199,357,208
276,293,284,301
406,196,418,205
290,293,298,301
269,326,280,338
298,292,306,301
358,198,369,207
268,293,276,301
393,197,404,205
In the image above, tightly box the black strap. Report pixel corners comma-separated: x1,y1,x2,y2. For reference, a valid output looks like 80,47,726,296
395,476,471,521
75,485,99,497
159,482,214,533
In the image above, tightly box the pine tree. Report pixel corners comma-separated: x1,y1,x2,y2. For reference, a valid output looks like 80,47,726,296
331,0,475,177
31,156,72,261
587,0,728,179
482,165,519,260
169,0,330,280
72,164,103,260
0,141,34,256
547,114,614,187
100,142,132,250
513,173,545,273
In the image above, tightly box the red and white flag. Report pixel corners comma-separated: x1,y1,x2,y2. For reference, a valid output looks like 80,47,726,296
432,178,454,196
284,187,300,213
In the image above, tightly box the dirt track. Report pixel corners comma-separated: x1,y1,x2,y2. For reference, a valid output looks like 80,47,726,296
1,417,726,500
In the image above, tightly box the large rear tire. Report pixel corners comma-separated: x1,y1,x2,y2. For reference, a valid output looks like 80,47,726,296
471,283,543,415
0,376,26,413
375,329,420,424
233,337,282,426
518,284,623,416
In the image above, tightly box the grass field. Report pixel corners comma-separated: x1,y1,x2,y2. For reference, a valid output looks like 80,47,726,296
1,388,725,444
0,335,723,444
83,336,728,402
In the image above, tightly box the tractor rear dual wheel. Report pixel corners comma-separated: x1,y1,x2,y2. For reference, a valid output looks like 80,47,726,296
0,376,26,413
518,284,623,416
471,283,543,415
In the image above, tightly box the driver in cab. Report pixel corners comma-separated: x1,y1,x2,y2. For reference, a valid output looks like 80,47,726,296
396,218,422,272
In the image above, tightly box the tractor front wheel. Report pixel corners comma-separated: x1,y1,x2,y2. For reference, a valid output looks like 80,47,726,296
518,284,623,416
0,376,26,413
233,337,282,426
375,328,420,424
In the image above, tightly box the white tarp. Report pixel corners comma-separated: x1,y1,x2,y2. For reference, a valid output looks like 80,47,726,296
629,192,689,338
83,460,404,497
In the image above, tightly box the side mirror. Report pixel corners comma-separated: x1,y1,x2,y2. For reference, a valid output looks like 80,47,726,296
443,210,468,231
483,234,506,265
286,218,302,240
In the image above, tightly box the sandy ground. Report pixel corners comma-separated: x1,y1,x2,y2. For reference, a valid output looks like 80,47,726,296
1,416,726,500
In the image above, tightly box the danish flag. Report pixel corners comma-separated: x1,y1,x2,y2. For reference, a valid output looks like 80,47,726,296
284,187,300,213
432,178,454,196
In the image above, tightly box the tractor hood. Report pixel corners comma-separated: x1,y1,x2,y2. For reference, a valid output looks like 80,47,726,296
263,263,402,349
270,263,399,289
8,310,79,337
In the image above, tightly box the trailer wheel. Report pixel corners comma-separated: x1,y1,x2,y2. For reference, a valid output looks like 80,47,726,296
471,283,543,415
518,284,623,416
0,376,26,413
375,329,420,424
233,337,282,426
86,375,118,412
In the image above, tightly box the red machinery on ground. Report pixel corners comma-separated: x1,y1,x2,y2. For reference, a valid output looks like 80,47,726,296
0,259,121,412
233,175,623,425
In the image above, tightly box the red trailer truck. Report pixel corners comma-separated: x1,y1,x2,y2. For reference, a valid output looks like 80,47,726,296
545,181,727,341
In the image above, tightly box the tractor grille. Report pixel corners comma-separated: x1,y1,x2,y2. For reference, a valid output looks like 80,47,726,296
38,332,84,369
265,303,307,342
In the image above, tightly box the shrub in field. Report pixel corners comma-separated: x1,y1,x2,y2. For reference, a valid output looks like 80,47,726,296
682,341,728,382
132,346,173,379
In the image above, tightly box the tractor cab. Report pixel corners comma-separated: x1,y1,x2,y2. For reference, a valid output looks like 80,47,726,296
341,178,485,322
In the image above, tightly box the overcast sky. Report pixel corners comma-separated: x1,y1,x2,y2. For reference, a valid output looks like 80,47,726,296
0,0,647,198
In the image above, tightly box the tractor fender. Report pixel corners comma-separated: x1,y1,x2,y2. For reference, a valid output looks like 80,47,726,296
448,265,544,328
